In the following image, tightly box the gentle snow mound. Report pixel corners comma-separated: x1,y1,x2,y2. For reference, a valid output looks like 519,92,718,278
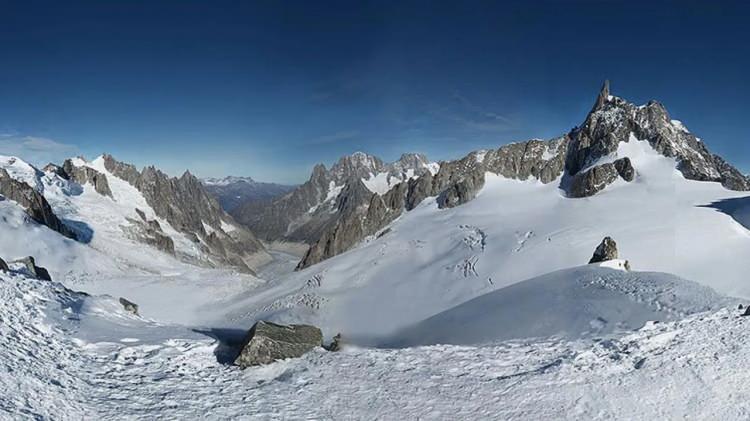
387,265,732,346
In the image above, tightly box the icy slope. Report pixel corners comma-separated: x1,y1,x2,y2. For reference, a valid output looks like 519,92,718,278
389,262,732,346
218,138,750,341
2,266,750,420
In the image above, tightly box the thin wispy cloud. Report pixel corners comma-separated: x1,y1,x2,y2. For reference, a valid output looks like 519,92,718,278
431,92,518,134
0,134,78,166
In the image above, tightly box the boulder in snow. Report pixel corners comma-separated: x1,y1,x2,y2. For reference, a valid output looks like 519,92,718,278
234,321,323,368
614,157,635,181
12,256,52,281
589,237,618,264
119,297,139,316
741,306,750,317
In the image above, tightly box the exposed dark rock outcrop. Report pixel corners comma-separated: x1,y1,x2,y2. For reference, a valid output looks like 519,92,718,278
589,237,619,264
0,168,77,240
566,81,750,191
100,155,268,272
119,297,139,316
0,257,8,272
613,157,635,181
296,179,396,269
234,321,323,368
298,139,569,268
12,256,52,281
61,159,113,197
483,136,569,184
567,163,619,198
123,208,176,255
232,152,435,246
567,157,635,198
437,169,485,209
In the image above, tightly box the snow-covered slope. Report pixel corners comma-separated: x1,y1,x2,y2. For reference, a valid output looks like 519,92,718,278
2,261,749,419
0,155,267,324
389,262,732,346
217,137,750,343
0,155,202,276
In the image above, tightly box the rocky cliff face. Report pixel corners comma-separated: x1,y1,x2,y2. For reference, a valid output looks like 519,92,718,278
232,152,437,247
0,168,77,240
566,80,750,190
297,139,570,268
100,155,269,272
295,82,750,268
61,159,113,197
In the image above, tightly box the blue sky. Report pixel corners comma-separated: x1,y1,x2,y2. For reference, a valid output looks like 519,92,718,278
1,1,749,183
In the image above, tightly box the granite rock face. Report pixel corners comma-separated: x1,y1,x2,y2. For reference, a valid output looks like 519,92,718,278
62,159,113,197
297,138,570,268
234,321,323,368
233,152,436,247
589,237,619,263
613,157,635,181
297,139,571,268
567,164,617,198
437,169,486,209
0,168,77,240
483,136,570,184
100,155,269,272
566,81,750,191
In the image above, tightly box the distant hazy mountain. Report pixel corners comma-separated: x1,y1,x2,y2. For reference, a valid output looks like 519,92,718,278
201,176,295,212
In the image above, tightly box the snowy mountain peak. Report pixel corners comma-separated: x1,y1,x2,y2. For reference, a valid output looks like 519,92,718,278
202,176,257,186
330,152,385,181
567,81,750,190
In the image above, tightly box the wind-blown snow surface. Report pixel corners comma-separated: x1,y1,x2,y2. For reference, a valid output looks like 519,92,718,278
2,269,750,419
219,138,750,342
389,263,733,346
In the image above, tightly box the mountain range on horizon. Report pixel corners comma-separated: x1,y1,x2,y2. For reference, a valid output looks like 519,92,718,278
5,81,750,418
6,1,750,417
3,81,750,272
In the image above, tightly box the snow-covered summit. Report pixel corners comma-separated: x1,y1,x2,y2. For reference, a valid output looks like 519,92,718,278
202,175,256,186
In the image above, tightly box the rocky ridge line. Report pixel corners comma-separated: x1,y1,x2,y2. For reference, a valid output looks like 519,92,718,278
296,82,750,268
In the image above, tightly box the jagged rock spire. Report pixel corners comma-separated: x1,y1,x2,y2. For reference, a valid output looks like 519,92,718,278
592,79,611,111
